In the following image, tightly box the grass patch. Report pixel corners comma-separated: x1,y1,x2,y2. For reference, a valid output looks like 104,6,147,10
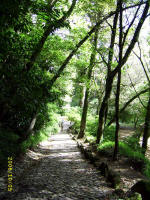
98,141,150,178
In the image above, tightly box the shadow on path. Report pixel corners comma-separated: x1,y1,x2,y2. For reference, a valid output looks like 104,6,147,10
3,126,113,200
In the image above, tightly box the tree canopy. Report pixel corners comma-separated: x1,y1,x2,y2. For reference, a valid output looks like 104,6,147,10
1,0,150,175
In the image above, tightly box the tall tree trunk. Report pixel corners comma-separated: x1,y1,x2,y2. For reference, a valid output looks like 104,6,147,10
113,0,123,160
79,86,85,108
113,70,121,160
96,1,149,144
17,112,38,144
77,27,99,139
104,104,108,127
96,76,114,143
142,91,150,155
78,87,90,138
96,0,120,144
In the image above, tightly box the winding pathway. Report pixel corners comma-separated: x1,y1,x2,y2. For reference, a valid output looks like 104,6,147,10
4,122,113,200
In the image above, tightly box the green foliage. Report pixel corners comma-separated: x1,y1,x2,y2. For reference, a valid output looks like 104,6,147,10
86,115,98,137
85,123,115,142
67,110,98,138
0,0,149,183
98,141,114,150
124,134,141,151
119,110,133,124
119,142,143,159
98,141,150,178
0,0,78,168
66,107,81,131
21,103,61,152
103,125,116,141
125,193,142,200
0,103,61,168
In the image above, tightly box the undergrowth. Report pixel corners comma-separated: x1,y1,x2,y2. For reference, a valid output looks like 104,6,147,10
0,103,61,169
66,107,81,131
66,107,150,179
98,141,150,179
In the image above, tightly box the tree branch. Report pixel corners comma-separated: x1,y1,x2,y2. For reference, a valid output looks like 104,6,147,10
122,4,141,47
128,73,146,108
46,1,148,89
96,49,108,66
107,2,120,72
25,0,77,72
133,41,150,83
107,87,149,126
111,1,149,77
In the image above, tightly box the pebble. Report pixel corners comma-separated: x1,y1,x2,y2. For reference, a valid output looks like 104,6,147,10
1,127,114,200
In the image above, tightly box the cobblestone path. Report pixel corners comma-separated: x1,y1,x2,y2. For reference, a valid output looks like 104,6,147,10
4,126,113,200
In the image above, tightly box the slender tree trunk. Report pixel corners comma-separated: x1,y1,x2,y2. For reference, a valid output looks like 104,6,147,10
96,75,114,143
77,27,99,139
78,87,90,138
133,116,139,129
97,97,101,115
113,0,123,160
142,90,150,155
133,32,150,155
25,26,54,71
96,0,120,144
113,69,121,160
104,104,108,127
79,86,85,108
17,112,38,144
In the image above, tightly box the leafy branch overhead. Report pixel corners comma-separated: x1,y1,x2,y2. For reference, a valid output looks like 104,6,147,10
1,0,150,173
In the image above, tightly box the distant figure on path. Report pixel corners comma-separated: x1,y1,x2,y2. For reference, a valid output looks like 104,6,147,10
61,119,64,131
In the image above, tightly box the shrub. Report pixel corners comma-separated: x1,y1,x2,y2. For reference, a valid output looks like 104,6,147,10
86,115,98,137
103,125,116,142
21,103,61,152
66,107,81,131
0,102,61,168
123,134,141,151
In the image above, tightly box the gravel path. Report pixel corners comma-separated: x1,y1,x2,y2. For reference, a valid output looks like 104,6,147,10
2,123,113,200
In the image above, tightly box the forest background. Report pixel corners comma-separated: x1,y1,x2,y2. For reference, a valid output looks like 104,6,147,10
1,0,150,178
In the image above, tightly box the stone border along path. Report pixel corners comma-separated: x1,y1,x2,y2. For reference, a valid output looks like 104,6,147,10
4,121,114,200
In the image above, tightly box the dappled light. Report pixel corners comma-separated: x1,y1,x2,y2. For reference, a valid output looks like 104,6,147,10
3,131,113,199
1,0,150,199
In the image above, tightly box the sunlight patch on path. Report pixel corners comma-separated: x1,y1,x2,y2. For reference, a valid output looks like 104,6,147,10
8,128,113,200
